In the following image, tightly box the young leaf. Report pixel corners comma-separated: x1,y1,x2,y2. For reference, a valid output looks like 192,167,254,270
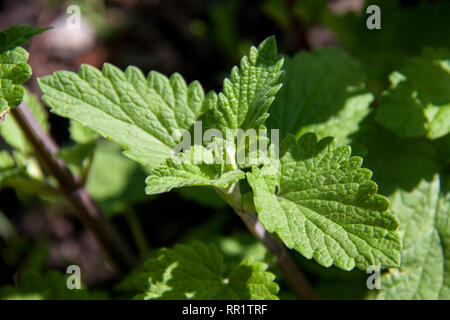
145,145,245,195
38,65,215,168
376,48,450,139
374,176,449,299
266,47,373,144
0,47,31,115
0,25,48,117
247,133,401,271
134,242,279,300
205,36,284,133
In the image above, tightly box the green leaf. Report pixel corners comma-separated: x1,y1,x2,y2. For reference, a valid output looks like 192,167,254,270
247,133,401,271
38,64,215,168
0,90,49,153
0,91,48,186
0,150,21,186
324,0,450,80
376,47,450,140
205,36,284,133
69,120,99,144
145,145,245,195
0,150,14,169
134,242,279,300
0,47,31,115
57,143,95,166
0,25,48,116
216,233,270,267
349,115,441,196
0,210,15,240
0,25,49,52
375,176,449,299
0,91,49,186
86,141,149,216
266,47,373,144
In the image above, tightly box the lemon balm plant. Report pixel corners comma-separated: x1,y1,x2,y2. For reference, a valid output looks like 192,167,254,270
0,21,448,300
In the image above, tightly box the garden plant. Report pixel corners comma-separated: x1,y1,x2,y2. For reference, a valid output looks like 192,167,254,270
0,0,448,301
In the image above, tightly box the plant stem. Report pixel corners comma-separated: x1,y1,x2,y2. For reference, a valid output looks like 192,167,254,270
80,149,95,187
124,209,149,256
216,184,317,300
236,211,316,300
11,103,137,273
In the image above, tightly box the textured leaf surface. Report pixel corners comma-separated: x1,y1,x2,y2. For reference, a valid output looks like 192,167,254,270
0,47,31,115
247,133,401,271
135,242,278,300
145,145,245,195
205,36,284,133
267,47,372,144
376,48,450,139
375,176,449,299
0,25,47,116
38,65,215,168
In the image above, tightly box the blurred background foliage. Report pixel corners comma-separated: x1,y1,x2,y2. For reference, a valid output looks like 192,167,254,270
0,0,448,299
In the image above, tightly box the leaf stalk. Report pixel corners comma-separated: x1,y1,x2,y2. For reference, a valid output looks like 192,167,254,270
216,183,317,299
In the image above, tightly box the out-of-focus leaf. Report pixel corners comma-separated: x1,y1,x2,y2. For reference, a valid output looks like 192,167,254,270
0,90,49,154
86,141,149,216
57,143,95,166
349,115,442,196
324,0,450,80
266,47,372,144
376,48,450,139
374,176,449,299
69,120,100,144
